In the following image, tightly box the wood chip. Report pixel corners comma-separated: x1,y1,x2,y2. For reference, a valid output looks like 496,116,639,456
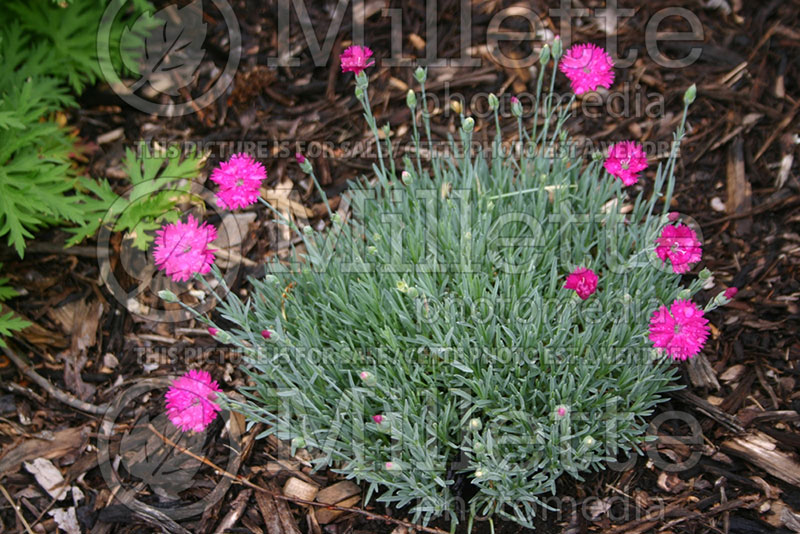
722,431,800,487
283,477,319,502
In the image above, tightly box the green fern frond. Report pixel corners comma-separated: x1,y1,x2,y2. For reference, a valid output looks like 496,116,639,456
67,144,203,250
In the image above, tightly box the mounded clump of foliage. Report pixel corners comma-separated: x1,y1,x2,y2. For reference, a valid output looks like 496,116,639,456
212,47,712,528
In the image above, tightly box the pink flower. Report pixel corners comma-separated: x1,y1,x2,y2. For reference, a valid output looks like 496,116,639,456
261,329,271,339
559,43,615,95
210,153,267,210
372,414,383,424
208,327,218,336
359,371,370,380
564,267,598,300
724,287,738,299
165,370,222,432
340,45,374,74
556,405,568,417
510,96,520,105
649,299,710,361
153,215,217,283
603,141,648,186
655,224,702,274
295,152,306,164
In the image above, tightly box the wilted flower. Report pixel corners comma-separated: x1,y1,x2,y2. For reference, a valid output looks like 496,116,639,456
165,370,222,432
603,141,648,186
655,223,702,274
340,45,375,74
153,215,217,282
559,43,615,95
211,153,267,210
564,267,598,300
648,299,710,361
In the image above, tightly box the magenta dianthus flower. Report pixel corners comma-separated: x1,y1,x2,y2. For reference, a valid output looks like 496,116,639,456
655,223,702,274
153,215,217,283
165,369,222,432
372,414,383,424
559,43,615,95
564,267,598,300
210,153,267,210
340,45,374,74
604,141,648,186
724,287,738,299
261,329,271,339
648,299,710,361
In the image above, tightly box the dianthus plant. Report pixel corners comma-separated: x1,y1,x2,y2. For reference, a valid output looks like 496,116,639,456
210,44,724,529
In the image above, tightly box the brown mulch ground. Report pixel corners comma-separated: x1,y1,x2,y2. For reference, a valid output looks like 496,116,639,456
1,1,799,533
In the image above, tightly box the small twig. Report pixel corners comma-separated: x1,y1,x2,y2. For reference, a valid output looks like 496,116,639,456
0,482,36,534
2,346,108,416
148,424,449,534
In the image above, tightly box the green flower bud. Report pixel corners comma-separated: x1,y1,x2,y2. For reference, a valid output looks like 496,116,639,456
414,66,427,83
396,280,409,293
331,212,342,225
488,93,499,110
381,123,391,137
584,435,595,447
539,44,551,66
401,170,413,184
291,436,306,450
468,418,482,431
473,441,485,453
406,89,417,109
683,84,697,106
552,36,562,59
510,96,522,118
677,289,692,300
158,289,178,303
264,274,279,285
462,117,474,133
303,225,314,235
354,86,364,99
366,245,377,255
407,286,419,298
698,267,712,280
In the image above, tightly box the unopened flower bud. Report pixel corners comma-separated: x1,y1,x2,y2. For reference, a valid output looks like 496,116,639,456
396,280,409,293
488,93,499,110
684,84,697,106
331,212,342,224
724,287,738,299
407,286,419,298
372,414,384,424
462,117,474,133
406,89,417,109
264,274,279,285
303,225,314,235
539,44,551,65
698,268,712,280
354,86,364,99
552,36,562,58
401,170,412,183
469,418,482,431
510,96,522,117
450,99,463,115
474,469,484,478
414,66,427,83
381,123,391,137
158,289,178,302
